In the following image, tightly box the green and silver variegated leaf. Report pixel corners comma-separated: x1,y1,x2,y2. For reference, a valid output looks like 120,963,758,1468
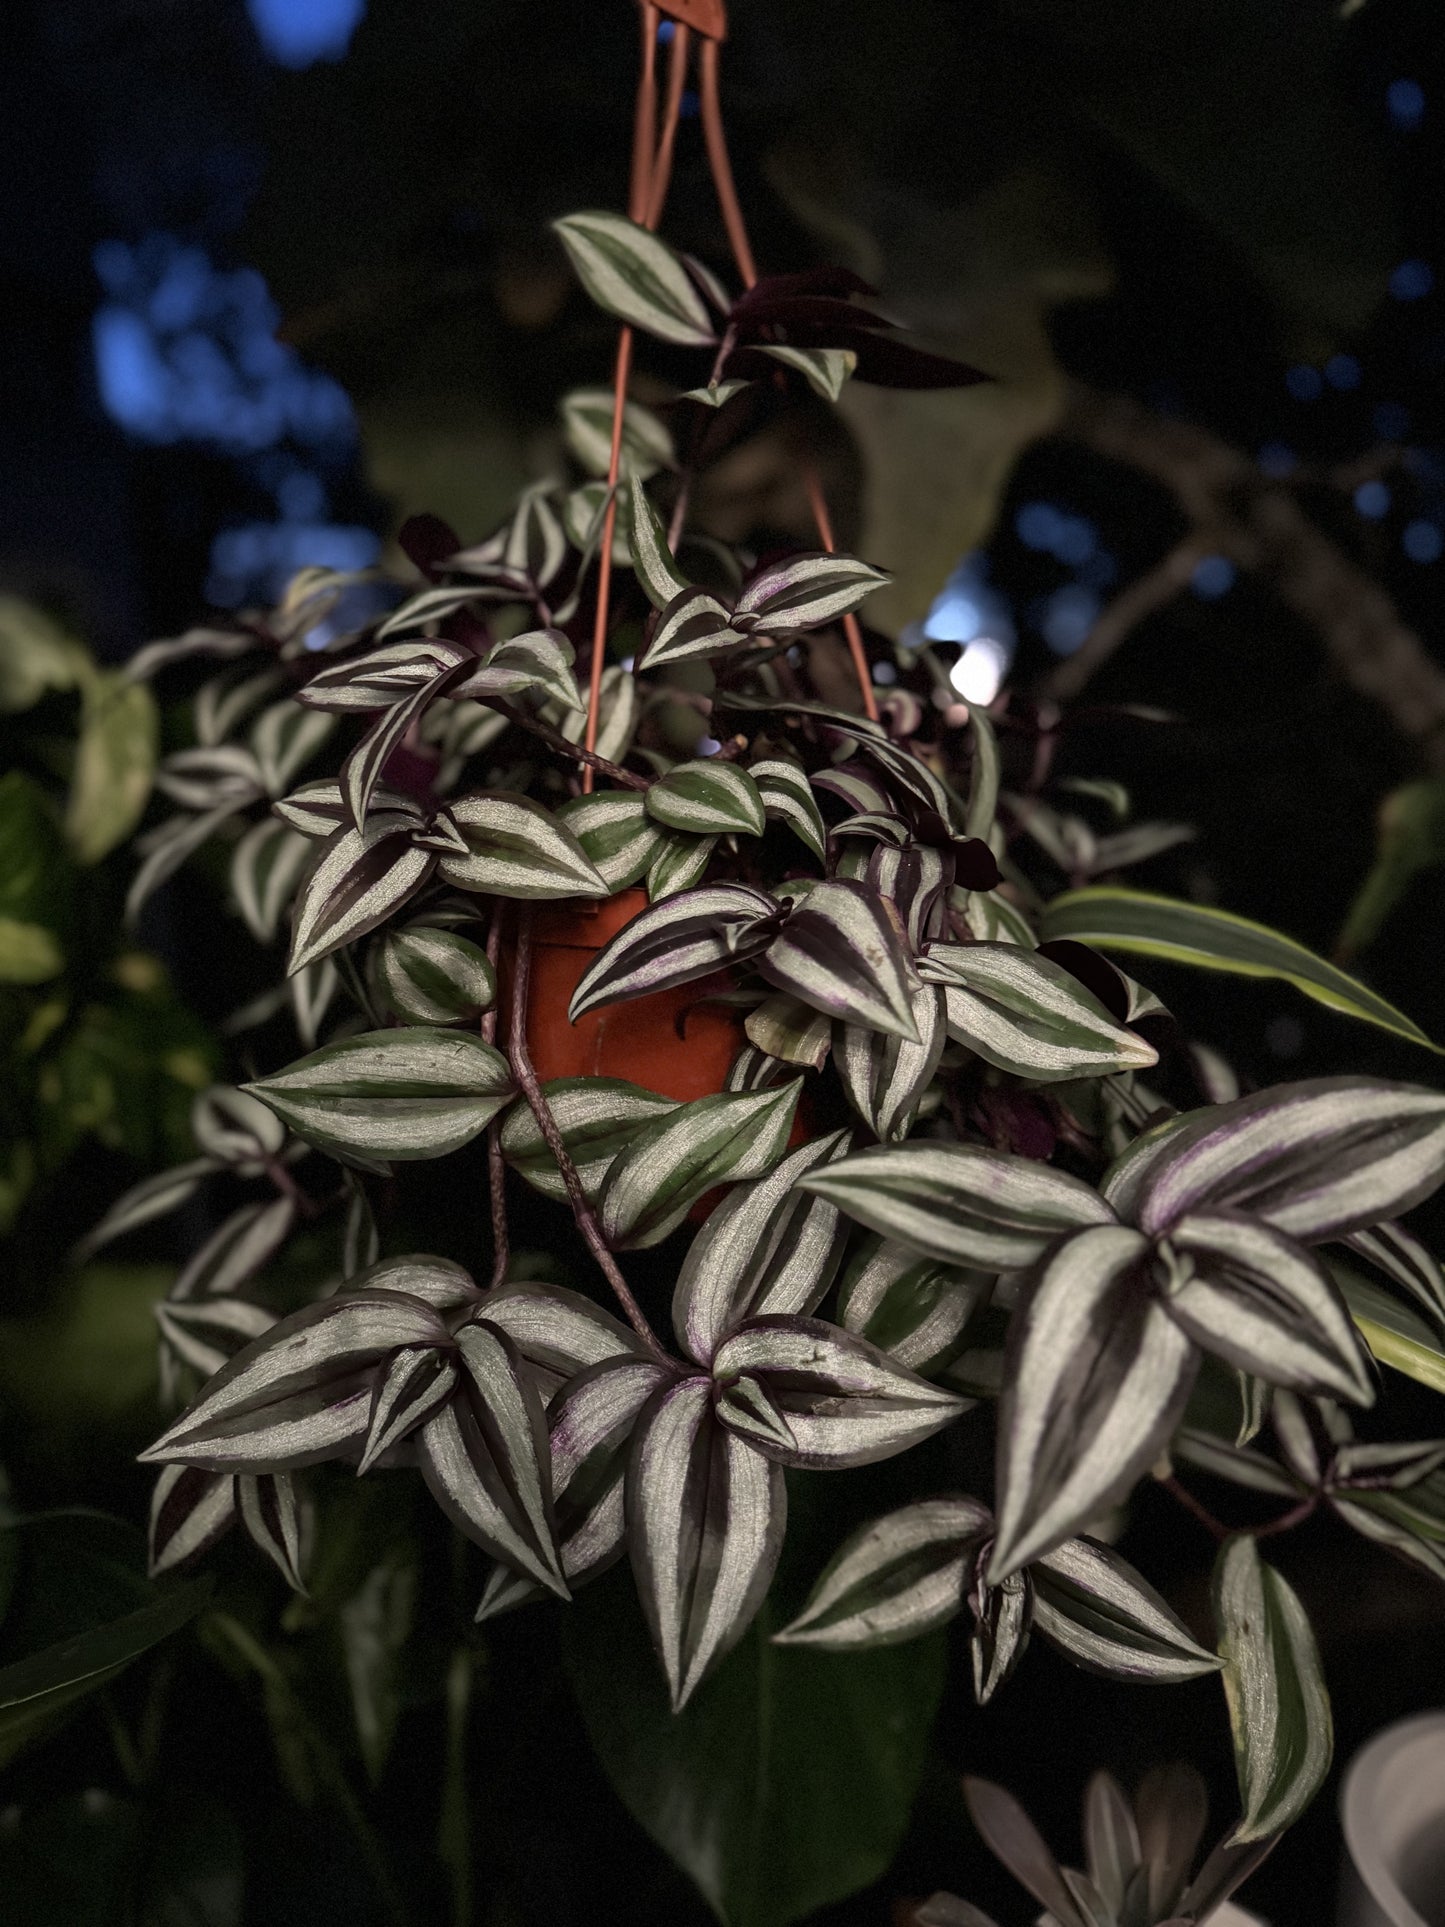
127,804,244,922
436,792,607,899
169,1196,296,1301
553,210,718,348
498,1078,678,1205
921,943,1157,1084
710,1317,969,1469
991,1226,1197,1578
1041,887,1437,1051
799,1142,1115,1272
598,1080,803,1249
273,779,423,840
960,889,1040,947
1213,1534,1333,1842
636,587,748,672
190,1085,287,1168
748,758,826,863
288,814,435,974
774,1496,990,1649
154,743,264,811
1343,1221,1445,1340
733,553,890,635
760,880,921,1041
242,1028,514,1166
557,791,665,893
455,629,584,714
1030,1536,1223,1683
626,1375,784,1710
155,1296,278,1382
1123,1078,1445,1244
140,1291,445,1470
350,1254,480,1312
645,759,765,838
568,883,780,1020
1163,1212,1375,1404
836,985,946,1143
237,1472,306,1590
1331,1473,1445,1584
646,830,715,900
756,344,856,401
359,1348,461,1472
837,1236,988,1376
416,1320,566,1596
375,925,495,1026
560,386,675,479
678,377,751,408
479,1283,644,1385
195,665,285,746
558,662,639,764
672,1131,853,1365
743,992,832,1070
624,473,691,610
250,700,335,797
230,818,312,943
148,1465,236,1577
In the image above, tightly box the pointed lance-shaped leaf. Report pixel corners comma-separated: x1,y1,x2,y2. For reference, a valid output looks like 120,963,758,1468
733,552,890,635
238,1472,306,1591
557,792,665,894
250,700,334,797
646,829,715,900
477,1354,680,1622
921,943,1158,1084
1030,1536,1223,1683
169,1197,297,1303
498,1078,678,1206
625,472,692,610
127,803,243,922
970,1568,1032,1706
435,792,607,899
231,818,313,942
598,1080,803,1249
1130,1078,1445,1243
359,1348,459,1473
478,1283,645,1383
553,210,717,347
962,1778,1088,1927
774,1496,992,1648
140,1290,446,1471
1213,1534,1333,1842
749,758,826,863
274,779,423,840
568,883,781,1021
672,1130,853,1366
759,880,921,1041
710,1316,969,1469
635,586,749,672
561,386,674,480
1163,1212,1375,1405
645,760,766,839
155,1297,279,1383
991,1227,1198,1579
299,639,473,709
799,1142,1116,1273
288,814,436,974
191,1084,288,1169
74,1157,221,1262
836,985,946,1144
417,1320,566,1595
756,343,856,401
155,743,264,811
376,925,496,1026
343,659,469,828
836,1236,989,1377
744,992,832,1070
149,1465,237,1577
351,1253,480,1312
242,1028,514,1166
626,1374,786,1710
1342,1220,1445,1341
455,628,584,714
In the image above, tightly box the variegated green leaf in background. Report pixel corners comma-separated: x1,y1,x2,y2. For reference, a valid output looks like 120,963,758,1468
645,760,766,838
837,1236,988,1376
553,211,717,348
560,386,675,479
65,670,159,863
624,473,691,610
375,926,496,1026
756,344,857,401
456,629,584,715
250,700,335,797
921,942,1158,1083
498,1078,678,1205
1213,1534,1332,1842
559,663,639,765
598,1080,803,1249
242,1028,514,1165
800,1141,1115,1271
1041,887,1437,1051
230,818,313,943
557,791,664,893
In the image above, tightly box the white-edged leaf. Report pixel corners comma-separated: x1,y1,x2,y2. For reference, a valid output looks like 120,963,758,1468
190,1085,287,1167
1030,1536,1223,1682
73,1159,220,1261
250,700,334,796
242,1028,514,1165
238,1472,306,1590
635,586,747,672
568,883,780,1021
991,1226,1197,1578
148,1465,236,1577
553,210,717,347
760,879,921,1041
155,1297,278,1382
498,1078,678,1205
375,926,496,1025
170,1197,296,1301
230,818,313,942
455,628,583,714
733,552,889,634
646,830,715,899
435,792,607,899
1213,1534,1333,1842
749,758,826,862
837,1236,988,1376
624,473,691,609
126,805,241,922
756,344,856,401
479,1284,644,1383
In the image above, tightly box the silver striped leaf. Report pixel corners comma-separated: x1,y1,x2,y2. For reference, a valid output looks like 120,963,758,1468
237,1471,306,1591
552,211,717,348
567,883,780,1021
835,984,946,1143
636,586,748,672
435,792,607,899
625,472,691,609
561,387,674,480
287,814,436,974
743,992,833,1070
759,879,921,1041
375,926,496,1026
920,943,1159,1084
497,1079,678,1206
1030,1536,1223,1683
732,552,889,635
749,758,826,863
645,830,716,900
454,628,583,713
73,1157,221,1262
299,639,473,706
273,778,424,839
557,791,665,893
168,1197,296,1301
250,700,335,797
645,760,766,838
190,1085,287,1169
148,1464,236,1577
230,818,313,941
836,1235,989,1377
359,1348,460,1472
774,1496,991,1649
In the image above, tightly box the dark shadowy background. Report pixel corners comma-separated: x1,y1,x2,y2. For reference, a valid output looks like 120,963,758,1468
3,2,1444,1922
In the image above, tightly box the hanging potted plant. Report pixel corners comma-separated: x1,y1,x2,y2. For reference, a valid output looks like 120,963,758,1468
83,3,1445,1919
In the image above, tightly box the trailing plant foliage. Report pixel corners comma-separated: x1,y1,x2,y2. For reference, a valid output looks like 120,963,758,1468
55,136,1445,1927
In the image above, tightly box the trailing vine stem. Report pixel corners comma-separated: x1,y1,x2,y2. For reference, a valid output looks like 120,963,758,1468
506,905,670,1360
483,908,509,1291
493,700,650,790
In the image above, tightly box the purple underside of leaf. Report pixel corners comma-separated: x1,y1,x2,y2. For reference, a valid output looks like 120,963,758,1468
991,1227,1198,1580
567,884,780,1021
627,1374,786,1710
758,880,921,1041
709,1316,969,1470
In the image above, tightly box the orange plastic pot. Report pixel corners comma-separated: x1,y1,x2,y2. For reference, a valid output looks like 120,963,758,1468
508,888,745,1100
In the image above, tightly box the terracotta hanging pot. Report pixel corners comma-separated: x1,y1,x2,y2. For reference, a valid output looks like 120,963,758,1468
507,888,747,1100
